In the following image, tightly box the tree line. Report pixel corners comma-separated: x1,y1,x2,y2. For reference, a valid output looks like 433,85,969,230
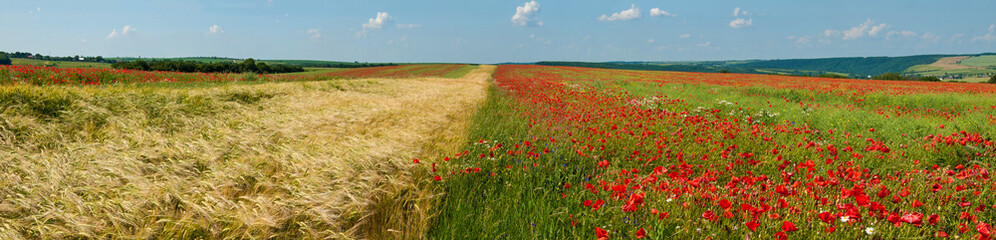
0,51,111,63
871,72,940,82
111,58,304,74
281,61,397,68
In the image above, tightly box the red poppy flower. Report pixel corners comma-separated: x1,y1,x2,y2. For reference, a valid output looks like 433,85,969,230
702,210,718,221
595,227,609,240
877,186,891,198
913,199,923,208
774,231,788,240
746,220,759,232
434,175,441,181
635,228,646,239
901,212,924,226
818,211,834,224
979,222,992,238
825,226,836,233
887,211,902,227
781,221,798,232
928,214,940,225
718,199,732,210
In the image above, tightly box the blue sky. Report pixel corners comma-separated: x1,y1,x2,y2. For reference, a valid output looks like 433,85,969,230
2,0,995,63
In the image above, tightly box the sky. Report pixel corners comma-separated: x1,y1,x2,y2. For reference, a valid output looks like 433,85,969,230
2,0,995,63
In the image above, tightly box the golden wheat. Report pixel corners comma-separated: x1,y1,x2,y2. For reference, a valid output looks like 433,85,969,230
0,65,494,239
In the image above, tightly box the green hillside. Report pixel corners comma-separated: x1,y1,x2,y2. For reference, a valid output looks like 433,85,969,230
534,61,764,74
727,55,954,76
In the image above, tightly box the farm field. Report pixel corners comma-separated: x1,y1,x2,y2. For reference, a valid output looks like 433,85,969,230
0,64,489,239
11,58,112,69
428,65,996,239
905,56,996,79
961,55,996,68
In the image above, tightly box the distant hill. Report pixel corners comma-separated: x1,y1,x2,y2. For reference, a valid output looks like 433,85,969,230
534,61,765,74
531,53,996,79
725,55,958,77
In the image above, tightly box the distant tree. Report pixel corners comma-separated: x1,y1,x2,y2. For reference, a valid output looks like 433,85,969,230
111,58,302,74
818,73,850,79
241,58,258,73
989,74,996,84
0,53,10,65
719,70,730,73
871,73,910,81
918,76,941,82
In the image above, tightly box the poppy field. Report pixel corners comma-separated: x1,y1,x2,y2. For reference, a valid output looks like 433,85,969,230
428,65,996,239
0,64,473,86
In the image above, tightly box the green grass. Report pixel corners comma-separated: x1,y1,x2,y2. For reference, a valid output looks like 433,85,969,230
442,65,479,78
960,55,996,68
429,86,583,239
12,58,112,68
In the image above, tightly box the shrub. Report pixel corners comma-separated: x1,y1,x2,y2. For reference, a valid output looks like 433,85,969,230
0,53,11,65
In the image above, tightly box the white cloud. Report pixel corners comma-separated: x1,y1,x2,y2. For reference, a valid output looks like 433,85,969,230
582,35,591,41
972,24,996,42
512,1,542,27
649,8,675,17
208,25,223,34
733,7,749,17
788,35,812,44
396,24,420,29
887,30,917,38
920,32,941,42
729,18,752,28
679,34,691,38
729,7,752,29
599,5,641,21
363,12,393,30
827,19,889,40
306,28,321,39
107,25,135,39
697,41,711,47
869,23,887,37
356,12,394,38
647,38,654,43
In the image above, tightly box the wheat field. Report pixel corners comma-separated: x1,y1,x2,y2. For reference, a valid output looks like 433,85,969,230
0,65,494,239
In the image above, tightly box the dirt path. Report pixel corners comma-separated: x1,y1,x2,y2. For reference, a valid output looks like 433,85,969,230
929,56,982,70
